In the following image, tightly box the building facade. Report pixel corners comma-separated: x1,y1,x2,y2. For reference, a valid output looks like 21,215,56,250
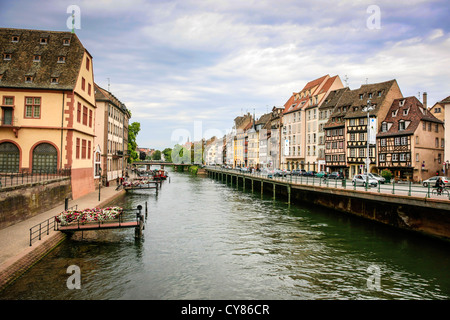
0,28,96,199
94,84,131,185
377,95,444,182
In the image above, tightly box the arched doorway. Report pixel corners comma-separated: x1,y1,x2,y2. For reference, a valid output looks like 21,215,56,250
0,142,20,172
32,143,57,173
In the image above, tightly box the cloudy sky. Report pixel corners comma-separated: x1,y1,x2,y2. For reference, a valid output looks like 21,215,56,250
1,0,449,150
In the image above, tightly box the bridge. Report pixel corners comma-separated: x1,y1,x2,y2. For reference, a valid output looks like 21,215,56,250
131,161,202,172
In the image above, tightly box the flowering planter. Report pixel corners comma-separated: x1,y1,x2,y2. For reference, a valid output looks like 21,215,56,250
55,206,123,226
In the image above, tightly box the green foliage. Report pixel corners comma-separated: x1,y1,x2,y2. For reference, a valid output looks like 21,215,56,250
380,169,393,180
152,150,161,160
127,122,140,163
189,165,198,175
162,148,172,162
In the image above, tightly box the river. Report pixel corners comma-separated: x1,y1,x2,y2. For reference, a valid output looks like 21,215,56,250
1,168,449,300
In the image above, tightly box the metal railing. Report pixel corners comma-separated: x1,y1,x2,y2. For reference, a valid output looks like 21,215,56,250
1,168,71,189
29,204,78,246
55,203,147,231
207,166,450,201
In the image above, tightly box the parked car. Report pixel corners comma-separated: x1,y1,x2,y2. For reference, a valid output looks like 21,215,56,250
291,169,302,176
304,171,316,177
240,167,249,172
329,172,344,179
274,169,287,177
262,169,274,178
352,174,378,187
422,176,450,187
369,173,386,184
315,171,327,178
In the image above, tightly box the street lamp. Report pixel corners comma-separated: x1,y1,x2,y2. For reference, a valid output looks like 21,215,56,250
362,99,374,189
98,167,102,201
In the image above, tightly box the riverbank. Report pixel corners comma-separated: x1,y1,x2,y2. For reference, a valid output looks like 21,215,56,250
0,185,126,291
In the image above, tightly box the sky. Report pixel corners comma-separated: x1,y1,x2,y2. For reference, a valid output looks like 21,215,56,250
1,0,449,150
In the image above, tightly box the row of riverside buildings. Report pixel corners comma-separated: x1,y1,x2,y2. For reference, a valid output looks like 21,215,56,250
0,28,131,199
204,74,450,182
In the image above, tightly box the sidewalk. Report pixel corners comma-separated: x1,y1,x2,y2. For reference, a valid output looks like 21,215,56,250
0,185,125,284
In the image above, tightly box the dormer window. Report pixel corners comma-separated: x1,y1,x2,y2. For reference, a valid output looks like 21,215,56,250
399,120,406,131
33,55,41,62
25,76,33,83
377,91,382,97
63,39,70,46
392,110,398,117
11,36,19,43
51,77,59,84
359,94,363,100
3,53,11,61
57,56,66,63
399,99,405,106
40,37,48,45
381,122,388,132
368,93,372,99
403,108,409,116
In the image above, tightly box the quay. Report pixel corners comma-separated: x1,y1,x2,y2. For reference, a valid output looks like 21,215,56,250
206,167,450,243
0,185,126,291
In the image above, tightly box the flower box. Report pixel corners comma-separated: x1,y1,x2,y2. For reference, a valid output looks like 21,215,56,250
55,206,123,226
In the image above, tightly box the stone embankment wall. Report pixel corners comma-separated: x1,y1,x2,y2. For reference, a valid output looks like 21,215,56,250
0,178,72,230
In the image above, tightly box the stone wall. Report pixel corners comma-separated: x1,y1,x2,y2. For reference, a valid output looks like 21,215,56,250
0,178,72,230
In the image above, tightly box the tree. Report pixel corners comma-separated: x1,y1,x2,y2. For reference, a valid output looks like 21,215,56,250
162,148,172,162
152,150,161,160
128,122,140,163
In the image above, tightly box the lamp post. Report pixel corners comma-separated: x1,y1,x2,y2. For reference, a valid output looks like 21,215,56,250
362,99,374,189
98,167,102,201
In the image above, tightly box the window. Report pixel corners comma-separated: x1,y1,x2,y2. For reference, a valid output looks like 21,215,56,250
350,148,356,157
442,139,445,148
63,39,70,46
423,122,426,130
3,96,14,106
392,110,398,117
416,153,419,162
0,142,20,172
399,121,405,131
435,124,439,133
11,36,19,43
401,136,408,145
82,106,88,125
392,153,398,161
33,55,41,62
40,37,48,44
400,153,406,161
394,137,400,146
359,148,365,157
51,77,59,84
57,56,66,63
403,108,409,116
380,139,386,146
368,93,372,99
359,94,363,100
81,77,86,91
25,76,33,83
434,108,441,113
24,97,41,118
435,138,439,148
77,103,81,123
88,140,91,159
89,109,92,127
81,139,86,159
381,122,387,132
350,133,356,141
86,57,90,71
377,91,382,97
3,53,11,60
88,83,92,96
32,143,57,173
379,154,385,162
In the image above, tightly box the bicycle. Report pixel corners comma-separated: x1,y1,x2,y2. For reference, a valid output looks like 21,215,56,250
431,187,449,197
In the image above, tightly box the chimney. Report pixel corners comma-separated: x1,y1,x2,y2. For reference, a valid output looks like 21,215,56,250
423,92,427,109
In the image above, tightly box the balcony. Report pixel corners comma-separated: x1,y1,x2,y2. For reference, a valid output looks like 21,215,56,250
0,117,20,137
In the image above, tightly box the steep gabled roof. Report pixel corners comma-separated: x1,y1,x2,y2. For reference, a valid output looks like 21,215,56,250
0,28,87,90
377,96,443,137
343,79,399,119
